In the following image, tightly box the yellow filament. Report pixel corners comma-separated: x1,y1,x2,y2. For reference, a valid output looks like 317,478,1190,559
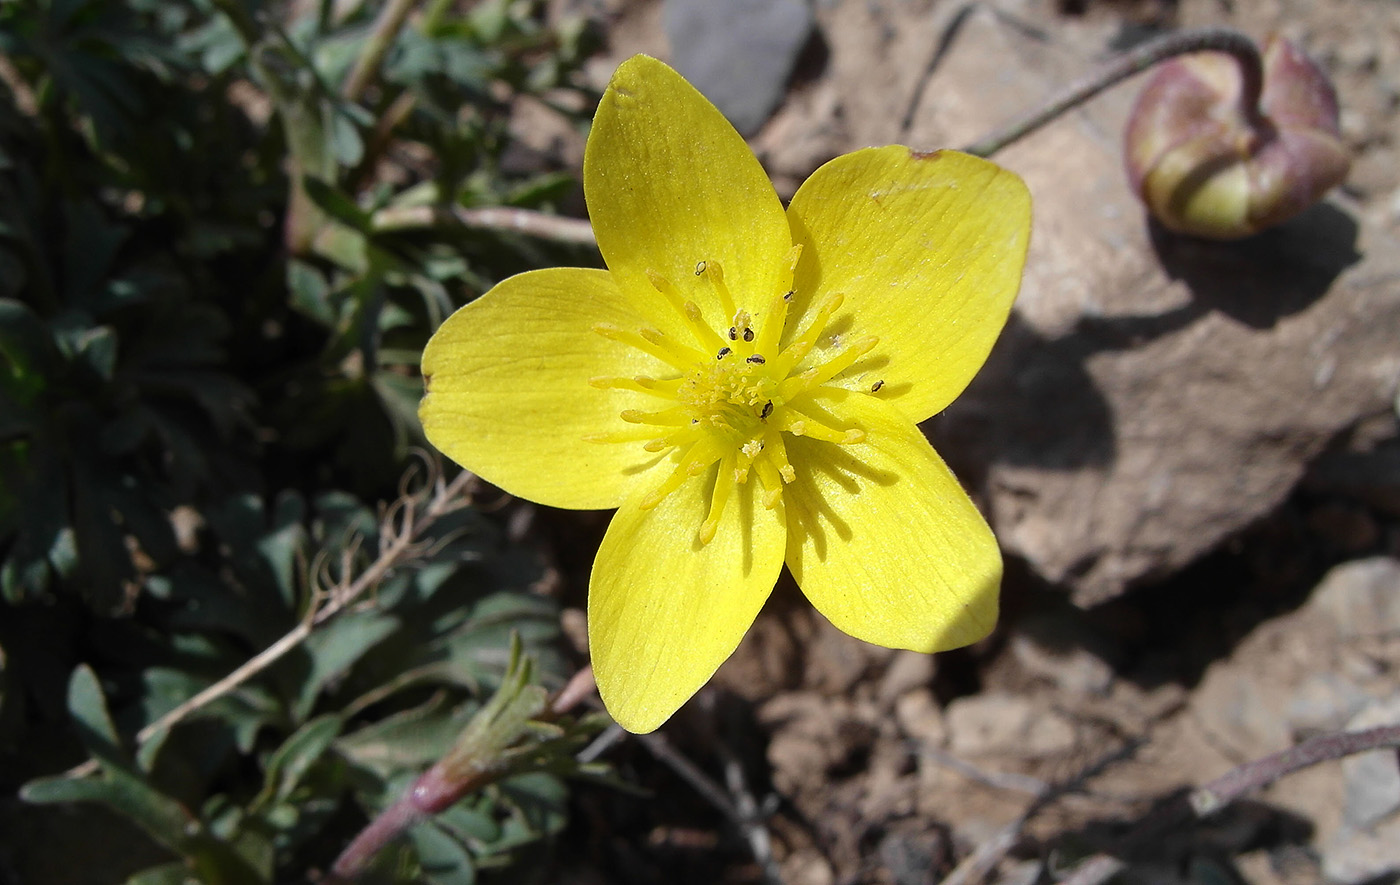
778,335,880,399
646,268,688,316
640,459,694,510
753,455,784,509
593,323,693,370
620,406,694,426
764,431,796,484
698,455,735,545
702,259,737,318
781,408,865,445
752,290,790,357
588,375,680,397
639,327,706,364
772,292,845,377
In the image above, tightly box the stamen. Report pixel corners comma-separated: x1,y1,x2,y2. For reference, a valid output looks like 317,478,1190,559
698,454,736,545
588,375,681,397
795,335,880,389
646,268,688,316
780,408,866,445
640,459,694,510
639,327,706,364
594,323,694,370
730,309,752,346
700,259,737,318
642,426,700,453
620,406,694,427
765,432,796,484
753,291,791,356
753,455,784,509
772,292,845,377
778,338,879,401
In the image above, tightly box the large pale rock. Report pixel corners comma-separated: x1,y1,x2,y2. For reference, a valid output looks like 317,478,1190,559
662,0,814,136
758,1,1400,604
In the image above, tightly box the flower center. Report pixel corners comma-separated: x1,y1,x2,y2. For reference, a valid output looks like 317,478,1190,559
586,249,877,544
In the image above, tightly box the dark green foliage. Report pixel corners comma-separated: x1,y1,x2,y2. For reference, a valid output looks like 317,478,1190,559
0,0,605,880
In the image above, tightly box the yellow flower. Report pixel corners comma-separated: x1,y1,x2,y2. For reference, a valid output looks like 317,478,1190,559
421,55,1031,733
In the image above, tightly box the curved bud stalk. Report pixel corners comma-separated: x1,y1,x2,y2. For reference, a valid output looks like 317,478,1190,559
1124,34,1351,239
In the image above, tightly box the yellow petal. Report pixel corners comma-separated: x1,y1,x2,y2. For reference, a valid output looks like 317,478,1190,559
589,470,786,733
421,268,668,510
783,388,1000,652
785,148,1030,423
585,55,792,328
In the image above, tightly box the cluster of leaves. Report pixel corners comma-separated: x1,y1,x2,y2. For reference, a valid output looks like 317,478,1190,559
0,0,604,881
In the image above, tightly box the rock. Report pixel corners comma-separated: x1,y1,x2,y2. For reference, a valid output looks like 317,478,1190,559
1319,697,1400,884
895,689,948,748
1008,617,1115,696
945,692,1076,758
1191,661,1291,761
878,650,937,708
1324,819,1400,885
1308,557,1400,638
661,0,814,136
748,2,1400,605
876,822,950,885
1285,673,1370,737
782,851,835,885
759,692,878,790
1339,698,1400,830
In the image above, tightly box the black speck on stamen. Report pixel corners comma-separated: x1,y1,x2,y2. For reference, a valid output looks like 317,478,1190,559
760,401,773,419
871,379,885,392
717,347,731,359
784,290,794,301
743,328,755,342
747,354,766,365
695,261,707,276
728,327,737,340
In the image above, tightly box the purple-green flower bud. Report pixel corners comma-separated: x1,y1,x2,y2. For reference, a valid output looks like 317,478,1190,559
1124,35,1351,239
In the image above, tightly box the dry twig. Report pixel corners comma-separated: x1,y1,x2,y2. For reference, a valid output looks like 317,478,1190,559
66,461,476,779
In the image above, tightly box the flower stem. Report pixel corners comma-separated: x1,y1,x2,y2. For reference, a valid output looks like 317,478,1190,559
321,666,598,882
342,0,420,102
962,27,1263,158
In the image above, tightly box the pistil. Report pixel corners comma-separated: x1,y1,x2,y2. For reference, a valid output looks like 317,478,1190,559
588,253,878,541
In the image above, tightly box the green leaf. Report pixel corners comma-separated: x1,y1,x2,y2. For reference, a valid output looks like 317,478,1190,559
21,769,194,855
0,299,61,401
124,862,193,885
301,176,371,232
409,821,477,885
258,713,343,807
338,694,474,778
67,663,127,768
295,612,398,719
